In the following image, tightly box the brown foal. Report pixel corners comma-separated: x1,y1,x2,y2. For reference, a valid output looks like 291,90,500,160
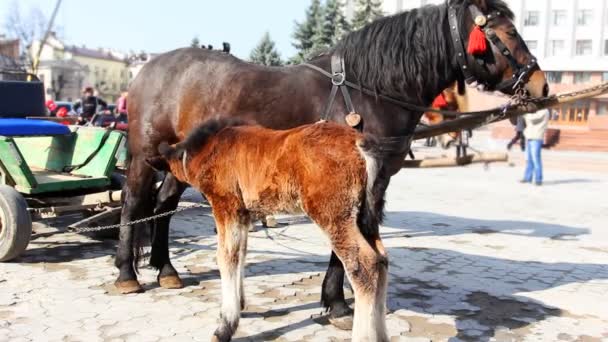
148,119,390,342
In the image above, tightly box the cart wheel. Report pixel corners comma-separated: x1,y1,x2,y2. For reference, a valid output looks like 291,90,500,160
0,186,32,262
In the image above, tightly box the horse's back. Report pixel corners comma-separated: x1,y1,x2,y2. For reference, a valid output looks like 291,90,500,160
127,48,317,156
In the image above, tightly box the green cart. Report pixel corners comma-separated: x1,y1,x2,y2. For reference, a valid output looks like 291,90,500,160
0,121,126,261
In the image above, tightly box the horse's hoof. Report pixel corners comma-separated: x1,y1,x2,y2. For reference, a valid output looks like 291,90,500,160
115,280,144,294
328,314,354,331
159,275,184,289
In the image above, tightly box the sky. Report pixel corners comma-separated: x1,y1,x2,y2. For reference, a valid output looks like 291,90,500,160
0,0,311,60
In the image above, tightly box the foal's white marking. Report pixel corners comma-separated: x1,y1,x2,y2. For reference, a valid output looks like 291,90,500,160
219,220,249,329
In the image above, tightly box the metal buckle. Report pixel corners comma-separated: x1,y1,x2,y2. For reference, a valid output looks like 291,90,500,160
332,72,345,86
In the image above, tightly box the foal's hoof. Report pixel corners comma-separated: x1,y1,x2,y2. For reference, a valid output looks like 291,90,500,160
115,280,144,294
265,216,278,228
328,314,354,331
159,275,184,289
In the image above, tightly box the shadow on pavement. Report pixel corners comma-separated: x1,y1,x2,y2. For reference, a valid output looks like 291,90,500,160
383,211,590,240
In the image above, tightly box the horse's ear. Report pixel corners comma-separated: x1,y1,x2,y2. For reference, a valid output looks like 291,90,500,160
145,156,170,172
470,0,488,12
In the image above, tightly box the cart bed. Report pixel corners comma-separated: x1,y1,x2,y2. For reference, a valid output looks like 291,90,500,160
0,126,125,194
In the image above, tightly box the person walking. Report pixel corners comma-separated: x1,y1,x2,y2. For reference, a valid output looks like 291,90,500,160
521,109,549,186
507,116,525,151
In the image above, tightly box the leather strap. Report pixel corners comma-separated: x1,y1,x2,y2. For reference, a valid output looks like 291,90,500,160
449,5,475,83
319,54,357,121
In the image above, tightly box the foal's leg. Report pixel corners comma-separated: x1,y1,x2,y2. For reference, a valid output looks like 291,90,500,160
328,221,389,342
212,207,251,342
150,173,187,289
115,156,156,294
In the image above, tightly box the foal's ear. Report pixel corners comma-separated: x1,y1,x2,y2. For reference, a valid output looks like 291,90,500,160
145,156,170,172
470,0,488,12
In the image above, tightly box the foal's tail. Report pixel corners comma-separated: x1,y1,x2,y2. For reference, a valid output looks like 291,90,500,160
356,135,388,238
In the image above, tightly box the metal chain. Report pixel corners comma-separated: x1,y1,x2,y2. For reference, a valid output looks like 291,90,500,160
68,203,207,233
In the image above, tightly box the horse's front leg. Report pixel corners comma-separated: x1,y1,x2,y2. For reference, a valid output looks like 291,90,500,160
151,172,187,289
115,157,156,294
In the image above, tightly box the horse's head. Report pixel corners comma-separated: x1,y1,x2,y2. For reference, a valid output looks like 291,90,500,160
450,0,548,98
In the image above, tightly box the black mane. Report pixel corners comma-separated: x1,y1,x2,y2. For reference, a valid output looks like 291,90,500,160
334,0,514,104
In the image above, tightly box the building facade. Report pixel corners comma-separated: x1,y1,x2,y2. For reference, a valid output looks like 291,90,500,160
31,34,129,102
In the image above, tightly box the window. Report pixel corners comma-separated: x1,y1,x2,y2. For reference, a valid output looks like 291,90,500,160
575,40,592,56
524,11,539,26
546,72,563,83
577,9,593,26
604,40,608,56
552,10,567,26
525,40,538,54
573,72,592,84
603,72,608,82
547,40,565,56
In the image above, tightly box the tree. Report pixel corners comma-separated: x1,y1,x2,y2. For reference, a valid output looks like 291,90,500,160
312,0,350,51
291,0,323,63
352,0,384,31
190,36,200,48
249,32,283,66
3,1,49,70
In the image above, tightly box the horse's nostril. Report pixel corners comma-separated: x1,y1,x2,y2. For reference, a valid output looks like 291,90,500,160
543,83,550,97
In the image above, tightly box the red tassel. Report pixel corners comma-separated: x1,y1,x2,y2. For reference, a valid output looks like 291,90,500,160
432,93,448,109
467,26,487,55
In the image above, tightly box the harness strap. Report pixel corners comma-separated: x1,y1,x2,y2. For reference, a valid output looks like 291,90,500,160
303,61,497,119
318,54,357,121
448,6,475,84
322,85,340,121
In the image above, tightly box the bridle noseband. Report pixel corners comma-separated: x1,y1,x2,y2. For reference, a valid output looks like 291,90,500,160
449,3,539,93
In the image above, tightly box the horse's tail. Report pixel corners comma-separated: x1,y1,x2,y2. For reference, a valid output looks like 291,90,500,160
356,135,388,238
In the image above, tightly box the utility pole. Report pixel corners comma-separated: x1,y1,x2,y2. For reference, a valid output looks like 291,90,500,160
29,0,62,80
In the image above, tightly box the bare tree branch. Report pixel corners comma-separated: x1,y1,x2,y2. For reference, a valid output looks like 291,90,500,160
3,1,49,70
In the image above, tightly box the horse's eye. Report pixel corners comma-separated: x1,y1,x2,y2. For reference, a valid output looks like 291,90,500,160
507,30,518,38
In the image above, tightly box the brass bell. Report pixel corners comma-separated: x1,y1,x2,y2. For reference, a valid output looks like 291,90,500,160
474,15,487,27
345,112,362,127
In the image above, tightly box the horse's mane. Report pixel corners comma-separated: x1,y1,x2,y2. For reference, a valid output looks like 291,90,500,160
333,0,514,103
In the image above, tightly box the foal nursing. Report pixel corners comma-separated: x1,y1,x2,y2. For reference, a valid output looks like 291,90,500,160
149,119,390,341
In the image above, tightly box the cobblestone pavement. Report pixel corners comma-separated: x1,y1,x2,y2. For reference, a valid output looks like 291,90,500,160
1,160,607,341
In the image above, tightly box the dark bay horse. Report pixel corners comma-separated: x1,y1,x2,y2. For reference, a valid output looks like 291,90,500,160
117,0,548,327
149,119,391,341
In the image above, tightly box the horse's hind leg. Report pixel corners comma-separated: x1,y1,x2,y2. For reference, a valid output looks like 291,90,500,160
115,156,156,294
328,220,389,342
151,173,187,289
322,252,353,329
212,206,251,342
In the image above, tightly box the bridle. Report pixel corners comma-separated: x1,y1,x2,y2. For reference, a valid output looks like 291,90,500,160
449,2,539,93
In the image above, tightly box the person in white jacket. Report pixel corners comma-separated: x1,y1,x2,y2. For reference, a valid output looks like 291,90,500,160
521,109,550,185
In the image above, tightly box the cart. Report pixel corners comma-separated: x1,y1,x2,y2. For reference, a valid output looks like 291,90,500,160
0,119,126,261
